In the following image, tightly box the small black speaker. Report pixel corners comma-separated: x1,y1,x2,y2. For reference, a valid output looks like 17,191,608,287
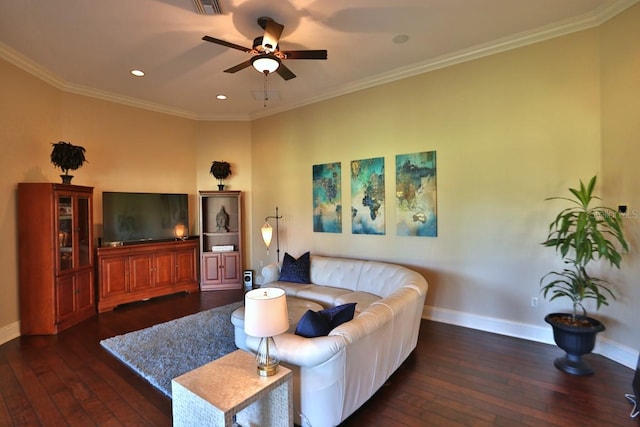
243,270,253,290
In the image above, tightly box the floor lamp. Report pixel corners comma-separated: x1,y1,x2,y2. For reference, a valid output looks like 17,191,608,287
261,207,282,262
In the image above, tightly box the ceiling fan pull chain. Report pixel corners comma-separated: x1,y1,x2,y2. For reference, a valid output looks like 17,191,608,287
263,71,269,107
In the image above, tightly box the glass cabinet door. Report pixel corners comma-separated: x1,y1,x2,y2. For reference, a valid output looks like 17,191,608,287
77,196,91,267
57,192,92,272
57,196,74,271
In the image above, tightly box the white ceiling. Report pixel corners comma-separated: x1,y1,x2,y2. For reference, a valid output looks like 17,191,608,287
0,0,633,121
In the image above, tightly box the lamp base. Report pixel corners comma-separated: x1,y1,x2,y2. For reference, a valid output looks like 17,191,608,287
255,336,280,377
257,362,279,377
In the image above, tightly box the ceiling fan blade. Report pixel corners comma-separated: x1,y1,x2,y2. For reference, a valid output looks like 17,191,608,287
224,59,253,73
262,18,284,52
276,63,296,80
202,35,251,52
281,50,328,60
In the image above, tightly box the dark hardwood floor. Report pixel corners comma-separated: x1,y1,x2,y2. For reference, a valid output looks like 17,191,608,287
1,291,637,426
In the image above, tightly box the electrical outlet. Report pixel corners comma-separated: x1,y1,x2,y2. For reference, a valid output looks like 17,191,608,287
531,297,538,307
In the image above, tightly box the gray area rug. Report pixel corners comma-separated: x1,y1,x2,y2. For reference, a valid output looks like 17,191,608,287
100,301,243,398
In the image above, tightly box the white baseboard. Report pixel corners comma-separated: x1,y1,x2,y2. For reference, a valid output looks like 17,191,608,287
423,305,639,370
0,321,20,346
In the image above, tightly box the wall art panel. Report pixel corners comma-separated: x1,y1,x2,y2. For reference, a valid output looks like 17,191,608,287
396,151,437,237
312,162,342,233
351,157,385,235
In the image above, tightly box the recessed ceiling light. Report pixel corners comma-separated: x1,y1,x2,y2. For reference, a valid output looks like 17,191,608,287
216,94,227,100
392,34,409,44
130,69,145,77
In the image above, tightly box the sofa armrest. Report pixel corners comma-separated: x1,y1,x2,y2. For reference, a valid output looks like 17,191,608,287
246,333,347,368
260,263,280,285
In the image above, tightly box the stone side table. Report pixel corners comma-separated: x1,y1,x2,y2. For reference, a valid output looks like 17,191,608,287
172,349,293,427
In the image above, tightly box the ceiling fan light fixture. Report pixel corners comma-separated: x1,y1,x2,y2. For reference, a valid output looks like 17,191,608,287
251,54,280,74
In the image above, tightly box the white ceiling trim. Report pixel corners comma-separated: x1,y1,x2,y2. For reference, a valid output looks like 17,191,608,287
248,0,639,121
2,0,637,123
0,42,250,121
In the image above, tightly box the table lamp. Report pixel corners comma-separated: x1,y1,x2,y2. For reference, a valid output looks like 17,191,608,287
244,288,289,376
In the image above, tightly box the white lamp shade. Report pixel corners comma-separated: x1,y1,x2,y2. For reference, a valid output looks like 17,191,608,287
244,288,289,337
252,55,280,74
261,221,273,248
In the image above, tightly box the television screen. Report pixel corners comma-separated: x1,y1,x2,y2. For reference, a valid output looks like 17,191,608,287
102,192,188,245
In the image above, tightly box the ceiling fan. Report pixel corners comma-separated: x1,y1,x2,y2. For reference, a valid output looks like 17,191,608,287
202,17,328,81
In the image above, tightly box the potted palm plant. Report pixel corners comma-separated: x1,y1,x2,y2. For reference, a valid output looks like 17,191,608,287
540,175,628,375
50,141,87,184
210,160,231,190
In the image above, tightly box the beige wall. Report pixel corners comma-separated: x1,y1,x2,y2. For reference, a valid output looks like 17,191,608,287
250,29,602,327
0,58,252,337
1,4,638,365
195,121,253,267
58,93,200,231
1,59,60,328
600,4,640,347
249,6,639,364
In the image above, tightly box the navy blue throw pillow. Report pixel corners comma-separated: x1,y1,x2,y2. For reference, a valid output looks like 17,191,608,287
279,251,311,284
319,303,357,328
295,310,331,338
294,303,357,338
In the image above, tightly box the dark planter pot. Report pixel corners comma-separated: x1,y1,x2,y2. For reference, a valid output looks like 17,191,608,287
60,174,73,184
545,313,605,376
217,184,225,191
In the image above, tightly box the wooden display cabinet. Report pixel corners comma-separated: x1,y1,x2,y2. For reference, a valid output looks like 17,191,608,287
199,191,243,291
18,183,95,335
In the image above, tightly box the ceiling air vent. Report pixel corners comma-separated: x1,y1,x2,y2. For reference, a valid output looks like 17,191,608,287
193,0,223,15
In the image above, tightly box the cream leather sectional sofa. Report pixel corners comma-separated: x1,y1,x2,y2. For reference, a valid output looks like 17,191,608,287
231,255,428,427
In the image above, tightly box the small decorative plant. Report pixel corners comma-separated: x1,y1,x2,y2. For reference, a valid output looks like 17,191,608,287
50,141,87,183
540,175,628,323
210,161,232,190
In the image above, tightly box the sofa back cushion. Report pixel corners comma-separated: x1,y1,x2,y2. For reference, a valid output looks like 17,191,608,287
309,255,365,292
356,261,423,298
309,255,423,299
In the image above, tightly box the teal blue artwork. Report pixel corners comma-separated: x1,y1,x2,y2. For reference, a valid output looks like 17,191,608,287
351,157,385,235
313,162,342,233
396,151,437,237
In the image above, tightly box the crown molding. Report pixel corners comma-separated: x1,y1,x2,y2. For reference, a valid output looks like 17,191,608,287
250,0,640,120
0,42,250,122
2,0,638,122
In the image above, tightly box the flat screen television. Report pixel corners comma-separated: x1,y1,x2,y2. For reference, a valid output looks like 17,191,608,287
102,192,188,245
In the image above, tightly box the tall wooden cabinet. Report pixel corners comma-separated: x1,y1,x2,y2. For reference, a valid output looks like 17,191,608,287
18,183,95,335
199,191,243,291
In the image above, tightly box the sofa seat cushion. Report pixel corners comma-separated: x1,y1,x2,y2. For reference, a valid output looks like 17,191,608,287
231,296,324,334
295,285,353,307
273,283,382,313
271,281,315,298
335,291,381,314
